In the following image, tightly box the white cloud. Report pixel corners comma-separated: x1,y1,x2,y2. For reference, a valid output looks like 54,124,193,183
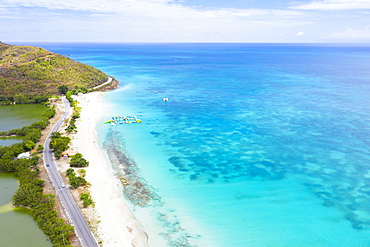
292,0,370,11
328,26,370,39
0,0,302,20
0,0,310,42
2,0,368,42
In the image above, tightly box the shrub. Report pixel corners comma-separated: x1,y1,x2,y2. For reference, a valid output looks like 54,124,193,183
70,153,89,167
66,168,87,189
80,193,94,208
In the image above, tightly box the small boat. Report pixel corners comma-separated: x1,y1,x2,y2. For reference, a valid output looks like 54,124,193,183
163,97,169,101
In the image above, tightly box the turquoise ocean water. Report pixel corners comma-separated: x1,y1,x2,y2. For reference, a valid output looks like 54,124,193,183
23,43,370,246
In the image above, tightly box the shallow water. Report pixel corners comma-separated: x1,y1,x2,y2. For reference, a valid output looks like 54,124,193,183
33,43,370,246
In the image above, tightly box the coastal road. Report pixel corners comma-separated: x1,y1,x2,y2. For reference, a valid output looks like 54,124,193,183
43,97,98,247
93,77,112,90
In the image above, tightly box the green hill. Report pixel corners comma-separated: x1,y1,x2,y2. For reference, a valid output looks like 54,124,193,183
0,42,115,97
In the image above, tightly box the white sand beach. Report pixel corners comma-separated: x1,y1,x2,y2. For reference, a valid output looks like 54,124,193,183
73,92,148,247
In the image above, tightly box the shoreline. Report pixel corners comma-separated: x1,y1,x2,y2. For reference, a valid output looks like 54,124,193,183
72,91,202,247
73,92,148,247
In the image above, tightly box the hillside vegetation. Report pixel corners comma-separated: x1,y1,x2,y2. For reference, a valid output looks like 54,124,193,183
0,42,110,96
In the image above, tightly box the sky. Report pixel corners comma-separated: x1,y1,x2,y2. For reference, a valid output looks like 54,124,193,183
1,0,370,43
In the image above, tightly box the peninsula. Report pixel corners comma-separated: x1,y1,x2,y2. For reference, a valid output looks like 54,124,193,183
0,42,118,98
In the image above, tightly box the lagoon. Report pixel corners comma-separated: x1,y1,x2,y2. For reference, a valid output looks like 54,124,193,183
0,104,48,132
0,173,52,247
0,136,23,146
0,104,48,146
0,103,51,246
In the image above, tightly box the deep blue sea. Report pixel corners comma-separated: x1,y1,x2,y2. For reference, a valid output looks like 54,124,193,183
22,43,370,246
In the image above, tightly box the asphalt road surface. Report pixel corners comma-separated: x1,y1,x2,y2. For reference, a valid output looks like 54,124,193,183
43,97,98,247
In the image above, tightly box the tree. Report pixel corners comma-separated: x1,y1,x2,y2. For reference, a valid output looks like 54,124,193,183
66,168,75,177
57,85,68,95
78,169,86,177
49,132,70,159
69,176,87,188
80,193,93,207
14,94,28,104
65,119,77,133
24,140,36,150
66,167,87,188
70,153,89,167
0,95,8,101
36,144,44,153
65,91,75,107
